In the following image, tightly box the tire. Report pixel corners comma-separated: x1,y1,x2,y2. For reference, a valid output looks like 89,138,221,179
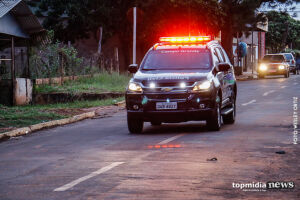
223,98,236,124
151,121,162,126
284,71,289,78
258,74,264,79
127,114,143,133
206,95,222,131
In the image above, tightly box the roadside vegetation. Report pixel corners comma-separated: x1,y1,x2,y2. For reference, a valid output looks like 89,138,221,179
0,97,124,133
34,72,131,94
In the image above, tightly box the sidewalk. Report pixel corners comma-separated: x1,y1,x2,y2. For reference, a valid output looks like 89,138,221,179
235,71,258,81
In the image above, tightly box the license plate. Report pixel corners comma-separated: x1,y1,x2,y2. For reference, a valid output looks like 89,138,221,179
269,69,277,72
156,102,177,110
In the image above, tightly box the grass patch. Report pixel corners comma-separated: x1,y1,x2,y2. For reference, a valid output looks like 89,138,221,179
35,72,131,94
0,97,124,133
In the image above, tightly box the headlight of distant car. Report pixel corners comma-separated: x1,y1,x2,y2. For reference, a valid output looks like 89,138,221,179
192,81,211,91
128,82,143,92
259,64,267,71
278,65,285,70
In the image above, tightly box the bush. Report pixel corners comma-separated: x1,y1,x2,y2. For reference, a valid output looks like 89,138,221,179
30,31,87,79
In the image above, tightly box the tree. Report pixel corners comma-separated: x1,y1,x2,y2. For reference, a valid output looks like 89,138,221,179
219,0,298,63
31,0,299,66
266,11,300,52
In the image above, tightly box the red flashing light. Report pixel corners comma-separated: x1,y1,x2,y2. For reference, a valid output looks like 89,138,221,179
159,36,211,44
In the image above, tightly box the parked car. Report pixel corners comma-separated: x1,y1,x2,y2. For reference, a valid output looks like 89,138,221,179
282,53,297,74
126,36,237,133
296,55,300,75
258,54,289,78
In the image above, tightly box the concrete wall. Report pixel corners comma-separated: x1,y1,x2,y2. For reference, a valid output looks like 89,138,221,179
14,78,32,106
0,78,32,106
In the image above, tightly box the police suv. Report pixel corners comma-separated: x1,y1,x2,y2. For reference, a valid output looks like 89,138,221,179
126,36,237,133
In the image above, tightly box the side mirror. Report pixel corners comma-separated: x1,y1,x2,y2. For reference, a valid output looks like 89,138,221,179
218,63,231,72
128,64,138,73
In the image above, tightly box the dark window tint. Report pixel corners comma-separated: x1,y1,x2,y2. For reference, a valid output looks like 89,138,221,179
262,55,285,62
284,54,293,61
142,49,211,70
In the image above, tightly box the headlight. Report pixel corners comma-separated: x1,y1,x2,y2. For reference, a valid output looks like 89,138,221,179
193,81,211,91
278,65,285,70
128,82,142,92
259,64,267,71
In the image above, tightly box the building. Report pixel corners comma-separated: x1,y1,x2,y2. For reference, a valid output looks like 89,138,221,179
0,0,44,105
232,20,268,74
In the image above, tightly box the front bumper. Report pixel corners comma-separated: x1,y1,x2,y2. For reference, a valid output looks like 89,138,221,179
126,91,215,122
258,69,287,76
127,109,214,122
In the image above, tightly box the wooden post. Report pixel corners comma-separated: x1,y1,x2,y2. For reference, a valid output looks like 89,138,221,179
11,36,15,106
110,58,113,74
114,47,119,74
98,27,103,54
59,52,64,85
26,41,30,78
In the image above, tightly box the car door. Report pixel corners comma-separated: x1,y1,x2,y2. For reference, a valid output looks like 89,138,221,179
212,48,226,101
217,47,235,100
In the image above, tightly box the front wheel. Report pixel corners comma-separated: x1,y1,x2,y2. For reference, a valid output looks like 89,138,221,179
206,97,221,131
284,71,289,78
127,114,143,133
258,74,264,79
223,100,236,124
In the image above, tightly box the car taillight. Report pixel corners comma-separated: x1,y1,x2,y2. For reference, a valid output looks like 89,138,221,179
292,60,295,64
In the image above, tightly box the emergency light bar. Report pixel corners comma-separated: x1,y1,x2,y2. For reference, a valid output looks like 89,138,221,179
159,36,211,43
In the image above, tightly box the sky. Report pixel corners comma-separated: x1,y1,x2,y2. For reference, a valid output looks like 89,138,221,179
260,2,300,21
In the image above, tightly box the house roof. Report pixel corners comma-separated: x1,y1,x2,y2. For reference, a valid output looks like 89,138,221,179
0,0,44,38
0,0,22,18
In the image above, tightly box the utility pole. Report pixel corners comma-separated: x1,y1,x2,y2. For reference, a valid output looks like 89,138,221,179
133,7,137,65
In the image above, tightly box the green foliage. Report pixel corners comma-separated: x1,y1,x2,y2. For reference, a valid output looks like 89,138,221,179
29,31,84,78
34,72,131,94
0,97,124,132
31,0,298,62
266,11,300,53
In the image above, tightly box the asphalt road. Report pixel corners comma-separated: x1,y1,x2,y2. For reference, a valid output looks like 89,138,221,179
0,75,299,200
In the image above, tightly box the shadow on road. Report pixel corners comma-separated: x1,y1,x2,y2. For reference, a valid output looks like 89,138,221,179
140,121,211,135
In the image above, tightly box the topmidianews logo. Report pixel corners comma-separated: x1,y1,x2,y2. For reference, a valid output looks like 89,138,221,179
232,181,295,192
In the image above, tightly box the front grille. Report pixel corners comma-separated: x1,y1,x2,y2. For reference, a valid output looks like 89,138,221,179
142,81,195,87
268,64,279,69
145,93,190,100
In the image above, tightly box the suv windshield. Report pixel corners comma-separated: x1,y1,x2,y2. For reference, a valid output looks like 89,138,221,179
141,49,211,70
262,55,285,62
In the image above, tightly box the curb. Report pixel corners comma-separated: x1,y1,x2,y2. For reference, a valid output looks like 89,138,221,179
0,99,126,142
114,100,125,107
236,75,258,81
0,111,95,141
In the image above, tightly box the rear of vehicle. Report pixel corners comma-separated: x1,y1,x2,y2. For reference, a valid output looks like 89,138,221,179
258,54,289,78
282,53,296,74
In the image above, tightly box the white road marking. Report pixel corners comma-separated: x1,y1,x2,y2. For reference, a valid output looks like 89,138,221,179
294,82,298,85
157,134,185,145
263,90,275,96
280,86,287,89
241,100,256,106
54,162,124,192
